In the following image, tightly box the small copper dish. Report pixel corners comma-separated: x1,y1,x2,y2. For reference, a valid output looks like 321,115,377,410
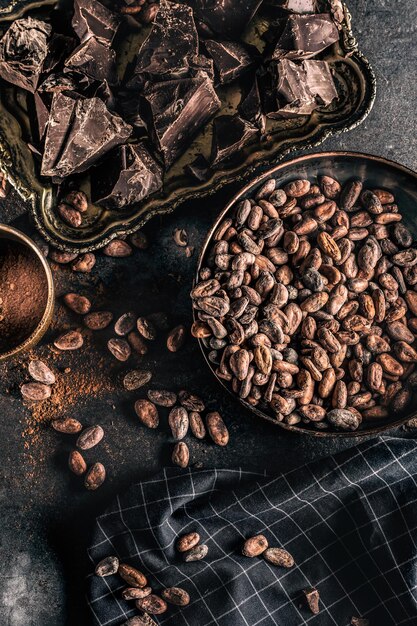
195,151,417,437
0,224,54,361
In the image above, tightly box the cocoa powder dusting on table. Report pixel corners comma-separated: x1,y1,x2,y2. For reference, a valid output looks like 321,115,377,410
21,346,117,481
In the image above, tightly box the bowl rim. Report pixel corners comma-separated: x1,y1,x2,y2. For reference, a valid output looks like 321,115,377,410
0,224,55,361
194,150,417,438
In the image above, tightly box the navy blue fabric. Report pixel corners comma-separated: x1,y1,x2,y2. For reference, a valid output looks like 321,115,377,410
87,437,417,625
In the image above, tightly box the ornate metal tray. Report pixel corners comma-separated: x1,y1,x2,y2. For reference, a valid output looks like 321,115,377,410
0,0,376,252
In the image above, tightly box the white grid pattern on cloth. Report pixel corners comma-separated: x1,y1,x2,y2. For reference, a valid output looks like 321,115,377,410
86,436,417,626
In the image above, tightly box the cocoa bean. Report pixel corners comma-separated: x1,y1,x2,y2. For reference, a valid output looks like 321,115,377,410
119,564,147,588
95,556,119,577
77,426,104,451
242,535,268,557
172,442,189,468
84,311,113,330
206,411,229,446
63,293,91,315
52,417,82,433
176,532,200,553
54,330,83,350
28,360,56,385
134,400,159,429
263,547,294,568
108,338,131,361
68,450,87,475
84,463,106,490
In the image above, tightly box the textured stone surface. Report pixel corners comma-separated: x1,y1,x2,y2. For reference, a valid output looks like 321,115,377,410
0,2,415,624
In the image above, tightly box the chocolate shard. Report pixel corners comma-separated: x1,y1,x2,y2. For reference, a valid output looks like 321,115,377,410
184,154,211,182
238,77,266,133
186,0,263,38
43,33,77,75
142,71,221,169
210,115,258,166
33,92,50,141
133,1,199,81
0,18,51,93
39,73,79,93
41,93,132,178
204,40,256,85
272,14,339,60
91,142,163,209
190,54,215,80
265,0,319,12
268,59,338,118
72,0,121,46
65,37,118,85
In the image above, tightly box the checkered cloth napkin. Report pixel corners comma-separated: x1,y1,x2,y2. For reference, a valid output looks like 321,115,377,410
87,436,417,626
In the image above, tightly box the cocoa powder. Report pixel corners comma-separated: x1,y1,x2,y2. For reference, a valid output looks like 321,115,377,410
0,240,48,352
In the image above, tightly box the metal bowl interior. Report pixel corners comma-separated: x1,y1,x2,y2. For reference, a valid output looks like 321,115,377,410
0,224,54,361
195,151,417,437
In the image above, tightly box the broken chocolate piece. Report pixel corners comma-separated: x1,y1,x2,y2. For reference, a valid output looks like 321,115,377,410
133,1,199,81
39,73,79,93
65,37,118,85
43,33,77,75
142,71,220,168
91,142,163,209
190,54,215,80
211,115,258,166
41,93,132,178
0,18,51,93
266,0,318,12
205,40,256,85
272,14,339,60
186,0,263,39
72,0,121,46
238,77,266,133
184,154,211,182
33,92,50,141
268,59,337,117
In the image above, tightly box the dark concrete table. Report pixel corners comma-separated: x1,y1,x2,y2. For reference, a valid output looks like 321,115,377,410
0,2,416,625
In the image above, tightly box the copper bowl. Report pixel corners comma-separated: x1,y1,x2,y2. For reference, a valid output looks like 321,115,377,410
195,151,417,437
0,225,54,361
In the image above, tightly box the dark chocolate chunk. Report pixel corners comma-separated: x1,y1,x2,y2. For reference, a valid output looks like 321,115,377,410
266,0,319,12
238,77,266,134
43,33,77,75
272,14,339,60
211,115,258,166
39,73,79,93
91,142,163,209
205,40,256,85
72,0,121,46
268,59,338,118
33,92,50,141
0,18,51,93
190,54,215,80
133,1,199,81
184,154,211,182
186,0,263,38
65,37,118,85
142,71,220,168
41,93,132,178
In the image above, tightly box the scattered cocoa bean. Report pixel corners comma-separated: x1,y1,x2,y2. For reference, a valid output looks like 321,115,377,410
84,311,113,330
95,556,119,577
28,360,56,385
76,425,104,450
54,330,83,350
172,441,189,468
183,544,208,562
135,400,159,429
161,587,190,606
177,532,200,553
21,382,51,401
68,450,87,475
167,325,186,352
263,547,294,567
84,463,106,490
242,535,268,557
108,338,131,361
118,563,147,588
123,370,152,391
63,293,91,315
52,417,82,434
